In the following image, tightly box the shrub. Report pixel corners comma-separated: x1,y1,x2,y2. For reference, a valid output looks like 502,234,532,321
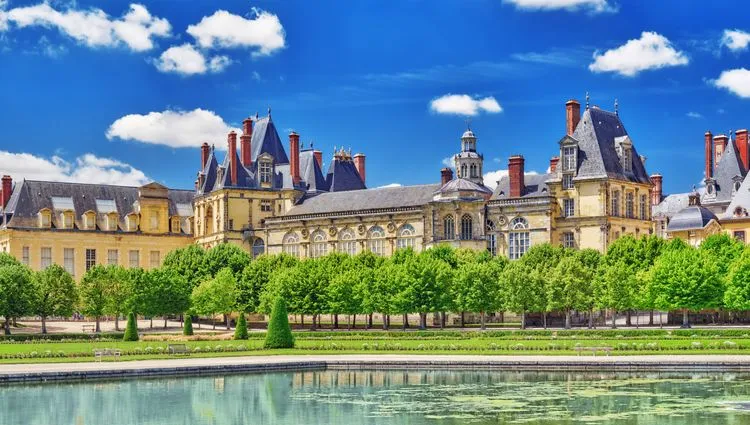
264,297,294,349
123,312,139,342
183,315,194,336
234,314,249,340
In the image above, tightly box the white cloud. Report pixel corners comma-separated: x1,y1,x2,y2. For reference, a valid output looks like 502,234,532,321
430,94,503,116
4,3,170,51
186,8,285,57
483,169,540,190
106,108,240,149
721,29,750,52
441,157,453,168
0,151,149,186
503,0,616,13
154,44,232,75
377,183,401,188
712,68,750,98
686,112,703,119
589,31,688,77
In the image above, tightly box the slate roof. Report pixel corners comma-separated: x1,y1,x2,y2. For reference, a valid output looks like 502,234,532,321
723,169,750,219
250,116,289,165
704,137,746,205
299,149,328,192
569,107,651,184
326,158,366,192
436,178,492,194
490,173,553,200
666,205,718,232
282,184,440,217
652,192,690,219
4,180,193,230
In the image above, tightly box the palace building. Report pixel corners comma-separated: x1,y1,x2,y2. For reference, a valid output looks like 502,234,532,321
0,97,663,275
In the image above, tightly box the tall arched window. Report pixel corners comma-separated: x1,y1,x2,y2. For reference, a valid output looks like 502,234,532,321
460,164,467,178
368,225,385,256
252,238,265,258
282,232,300,258
509,217,530,260
460,214,473,240
397,224,416,250
443,215,455,240
625,192,634,218
311,230,328,258
470,164,477,178
486,219,497,256
338,228,358,255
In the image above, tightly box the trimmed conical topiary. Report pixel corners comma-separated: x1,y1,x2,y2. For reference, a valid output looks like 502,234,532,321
123,312,139,341
264,297,294,349
183,314,194,336
234,313,248,340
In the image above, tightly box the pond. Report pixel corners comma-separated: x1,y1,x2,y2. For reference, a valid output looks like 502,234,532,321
2,370,750,424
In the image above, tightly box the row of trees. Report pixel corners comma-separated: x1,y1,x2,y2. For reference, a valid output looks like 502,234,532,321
2,233,750,334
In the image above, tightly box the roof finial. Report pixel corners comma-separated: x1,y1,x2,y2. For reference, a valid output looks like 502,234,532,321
585,92,590,110
614,98,619,115
465,116,472,130
255,112,259,119
267,106,271,118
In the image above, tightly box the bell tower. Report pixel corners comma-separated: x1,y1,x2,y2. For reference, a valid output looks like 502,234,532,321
453,124,484,185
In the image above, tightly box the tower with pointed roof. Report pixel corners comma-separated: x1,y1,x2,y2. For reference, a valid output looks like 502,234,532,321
453,127,484,185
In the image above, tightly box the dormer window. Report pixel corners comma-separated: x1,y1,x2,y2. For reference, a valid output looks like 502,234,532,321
126,213,138,232
150,211,159,231
562,146,576,172
105,213,118,231
171,216,180,233
615,136,633,173
82,211,96,230
705,179,716,197
59,211,73,229
623,147,632,172
259,159,272,184
38,209,52,228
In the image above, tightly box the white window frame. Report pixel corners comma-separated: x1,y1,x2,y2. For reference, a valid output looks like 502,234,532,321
282,232,300,258
563,198,575,217
149,250,160,268
562,174,574,190
626,192,634,218
22,246,30,266
509,217,530,260
107,249,118,266
612,190,621,217
460,214,473,240
85,249,96,271
260,161,272,184
311,230,328,258
562,146,576,172
40,247,52,269
563,232,575,249
129,250,140,268
443,215,454,240
337,229,358,255
368,226,385,256
397,224,416,250
63,248,74,275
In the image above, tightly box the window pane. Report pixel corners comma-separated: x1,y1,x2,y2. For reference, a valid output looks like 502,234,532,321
22,246,29,266
85,249,96,271
41,247,52,269
107,249,118,266
129,250,140,268
149,251,160,268
64,248,75,275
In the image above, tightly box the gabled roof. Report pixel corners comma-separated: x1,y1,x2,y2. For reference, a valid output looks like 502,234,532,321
326,158,366,192
723,167,750,219
667,204,718,232
215,150,255,189
704,137,746,204
250,116,289,165
282,184,439,217
490,173,553,200
198,148,220,194
299,149,328,192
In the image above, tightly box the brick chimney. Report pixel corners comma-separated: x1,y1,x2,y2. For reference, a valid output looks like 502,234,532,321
228,131,238,186
200,142,210,170
714,134,728,166
313,150,323,168
1,175,12,209
240,117,253,167
440,167,453,186
737,129,749,171
549,156,560,173
566,99,581,136
508,155,525,198
705,131,713,179
650,174,663,206
289,132,301,185
353,153,366,185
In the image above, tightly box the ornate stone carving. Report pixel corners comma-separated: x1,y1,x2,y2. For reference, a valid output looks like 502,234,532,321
357,224,366,235
328,226,338,237
301,228,309,239
387,221,396,233
497,215,508,227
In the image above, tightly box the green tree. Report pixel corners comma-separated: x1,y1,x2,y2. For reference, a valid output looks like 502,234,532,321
162,245,209,289
648,247,722,327
103,265,131,331
408,254,453,329
204,243,251,279
597,261,636,328
191,267,238,330
573,249,601,328
31,264,76,334
238,253,297,313
144,267,191,328
234,313,249,340
453,260,502,329
123,311,139,341
548,255,595,329
328,268,364,330
503,262,546,329
0,264,33,335
183,314,194,336
723,249,750,313
264,297,294,348
79,265,112,332
371,261,405,330
519,244,567,327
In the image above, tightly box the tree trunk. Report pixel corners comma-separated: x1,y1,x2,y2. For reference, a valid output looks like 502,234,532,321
226,314,230,330
460,312,465,328
403,313,409,329
95,316,101,333
419,312,427,330
682,309,690,328
649,310,654,326
311,314,317,331
347,315,351,331
150,317,153,329
41,316,48,334
440,312,446,329
212,318,216,330
588,309,593,329
611,310,617,329
301,315,305,327
626,310,632,326
114,315,120,332
352,315,356,330
383,313,388,330
480,311,486,330
367,313,373,329
164,316,168,329
521,311,526,329
3,318,10,335
402,313,407,331
565,311,571,329
543,313,547,329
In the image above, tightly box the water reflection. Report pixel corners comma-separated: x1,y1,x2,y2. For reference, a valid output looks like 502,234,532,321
2,370,749,424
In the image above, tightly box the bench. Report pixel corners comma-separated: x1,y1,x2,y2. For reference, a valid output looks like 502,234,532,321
82,324,96,333
574,346,613,357
168,344,190,355
93,348,122,362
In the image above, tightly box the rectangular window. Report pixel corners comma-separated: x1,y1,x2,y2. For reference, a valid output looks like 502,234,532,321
487,234,497,256
611,191,621,217
64,248,75,275
260,161,272,184
149,250,160,268
22,246,29,266
563,232,575,249
311,242,328,258
562,147,576,171
368,239,385,256
85,249,96,271
40,213,51,227
107,249,118,266
129,250,140,268
509,232,530,260
260,200,272,212
563,199,575,217
734,231,746,243
40,247,52,269
396,237,415,250
283,244,300,258
150,212,159,231
640,195,648,220
626,193,635,218
623,148,632,172
562,174,574,190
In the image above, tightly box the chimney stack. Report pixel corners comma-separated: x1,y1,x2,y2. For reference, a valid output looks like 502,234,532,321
565,99,581,136
289,132,301,185
0,175,11,209
549,156,560,173
200,142,210,170
313,150,323,168
228,131,238,186
737,129,749,171
508,155,525,198
705,131,713,179
650,174,663,206
353,153,366,185
714,134,728,166
440,167,453,186
240,117,253,167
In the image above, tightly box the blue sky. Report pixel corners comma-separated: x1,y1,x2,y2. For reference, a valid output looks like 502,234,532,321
1,0,749,195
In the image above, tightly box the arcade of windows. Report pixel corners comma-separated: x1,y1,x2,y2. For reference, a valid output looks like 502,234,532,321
443,214,473,240
283,224,419,258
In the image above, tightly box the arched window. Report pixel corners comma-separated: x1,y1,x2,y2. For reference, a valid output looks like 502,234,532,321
460,164,467,178
310,230,328,258
470,164,477,178
611,190,621,217
509,217,530,260
443,215,455,240
397,224,416,250
368,225,385,256
460,214,473,240
486,219,496,256
338,228,358,255
282,232,300,258
252,238,265,258
626,192,634,218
